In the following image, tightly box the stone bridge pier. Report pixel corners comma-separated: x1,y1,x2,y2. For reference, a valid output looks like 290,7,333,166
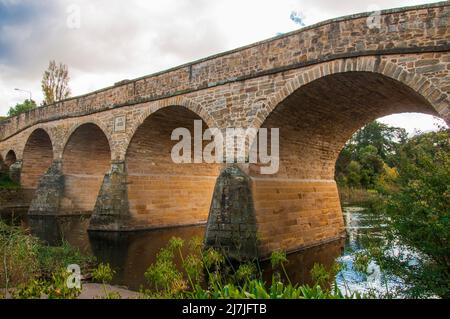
0,3,449,260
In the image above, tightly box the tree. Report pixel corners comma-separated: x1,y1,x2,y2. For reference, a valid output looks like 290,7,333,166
335,121,407,189
41,60,71,105
352,121,407,163
358,145,385,188
346,160,362,187
7,99,37,117
365,129,450,298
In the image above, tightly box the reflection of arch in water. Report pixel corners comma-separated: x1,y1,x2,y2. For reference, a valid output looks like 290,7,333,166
261,238,345,286
88,226,206,290
27,215,91,249
27,216,63,246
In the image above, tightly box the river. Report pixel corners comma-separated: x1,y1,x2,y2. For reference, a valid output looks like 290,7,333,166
0,206,398,295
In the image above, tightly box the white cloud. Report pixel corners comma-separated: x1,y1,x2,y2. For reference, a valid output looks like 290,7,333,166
0,0,446,133
378,113,448,136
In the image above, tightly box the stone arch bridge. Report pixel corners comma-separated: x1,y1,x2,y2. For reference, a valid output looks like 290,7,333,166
0,3,449,259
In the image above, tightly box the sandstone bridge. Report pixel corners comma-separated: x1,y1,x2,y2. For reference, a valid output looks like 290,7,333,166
0,3,449,260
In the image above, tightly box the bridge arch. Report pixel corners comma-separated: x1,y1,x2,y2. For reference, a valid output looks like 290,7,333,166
21,128,54,191
248,58,448,255
124,97,218,154
4,150,17,168
251,55,449,130
61,120,113,160
125,104,221,228
61,123,112,214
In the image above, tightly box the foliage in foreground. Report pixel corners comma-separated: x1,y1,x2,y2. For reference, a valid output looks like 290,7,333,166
12,268,82,299
140,237,362,299
0,173,19,190
91,263,121,299
359,129,450,298
2,226,356,299
0,221,95,298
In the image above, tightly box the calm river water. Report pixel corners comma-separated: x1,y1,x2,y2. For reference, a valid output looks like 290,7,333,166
0,206,396,294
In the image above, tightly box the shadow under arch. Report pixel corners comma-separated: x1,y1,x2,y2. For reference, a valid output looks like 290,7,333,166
21,128,54,198
0,150,19,182
61,123,112,214
124,105,221,229
248,71,445,256
5,150,17,168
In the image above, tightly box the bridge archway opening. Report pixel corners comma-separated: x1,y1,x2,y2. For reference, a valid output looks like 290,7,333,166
334,112,447,188
5,150,17,168
125,105,221,228
1,150,17,175
21,129,53,192
249,71,443,255
61,123,111,214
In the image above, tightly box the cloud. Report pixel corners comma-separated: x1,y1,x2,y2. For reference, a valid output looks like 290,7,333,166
0,0,235,110
0,0,446,134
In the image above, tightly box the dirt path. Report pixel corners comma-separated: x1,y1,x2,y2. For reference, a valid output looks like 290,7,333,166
78,283,140,299
2,283,140,299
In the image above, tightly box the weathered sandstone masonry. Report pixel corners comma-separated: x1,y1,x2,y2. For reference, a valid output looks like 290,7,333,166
204,165,258,261
0,3,449,258
89,161,130,231
28,160,64,215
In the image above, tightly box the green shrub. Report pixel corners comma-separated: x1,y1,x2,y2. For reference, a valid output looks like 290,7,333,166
0,221,94,299
0,174,20,190
361,129,450,298
0,221,40,288
37,241,95,278
141,236,358,299
91,263,115,284
91,263,118,299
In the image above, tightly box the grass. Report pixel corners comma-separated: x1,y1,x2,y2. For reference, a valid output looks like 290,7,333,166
0,174,19,190
0,220,40,288
37,241,96,278
338,186,380,205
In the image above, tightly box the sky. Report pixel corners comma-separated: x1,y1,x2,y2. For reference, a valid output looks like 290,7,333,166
0,0,447,134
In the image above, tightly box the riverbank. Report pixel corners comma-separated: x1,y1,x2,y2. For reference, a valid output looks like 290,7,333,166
2,283,139,299
338,187,379,206
78,283,139,299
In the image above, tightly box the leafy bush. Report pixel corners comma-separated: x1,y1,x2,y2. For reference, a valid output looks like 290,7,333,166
361,129,450,298
0,221,95,299
141,236,359,299
0,221,40,288
91,263,115,284
37,241,95,278
91,263,118,299
13,268,81,299
0,174,20,190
